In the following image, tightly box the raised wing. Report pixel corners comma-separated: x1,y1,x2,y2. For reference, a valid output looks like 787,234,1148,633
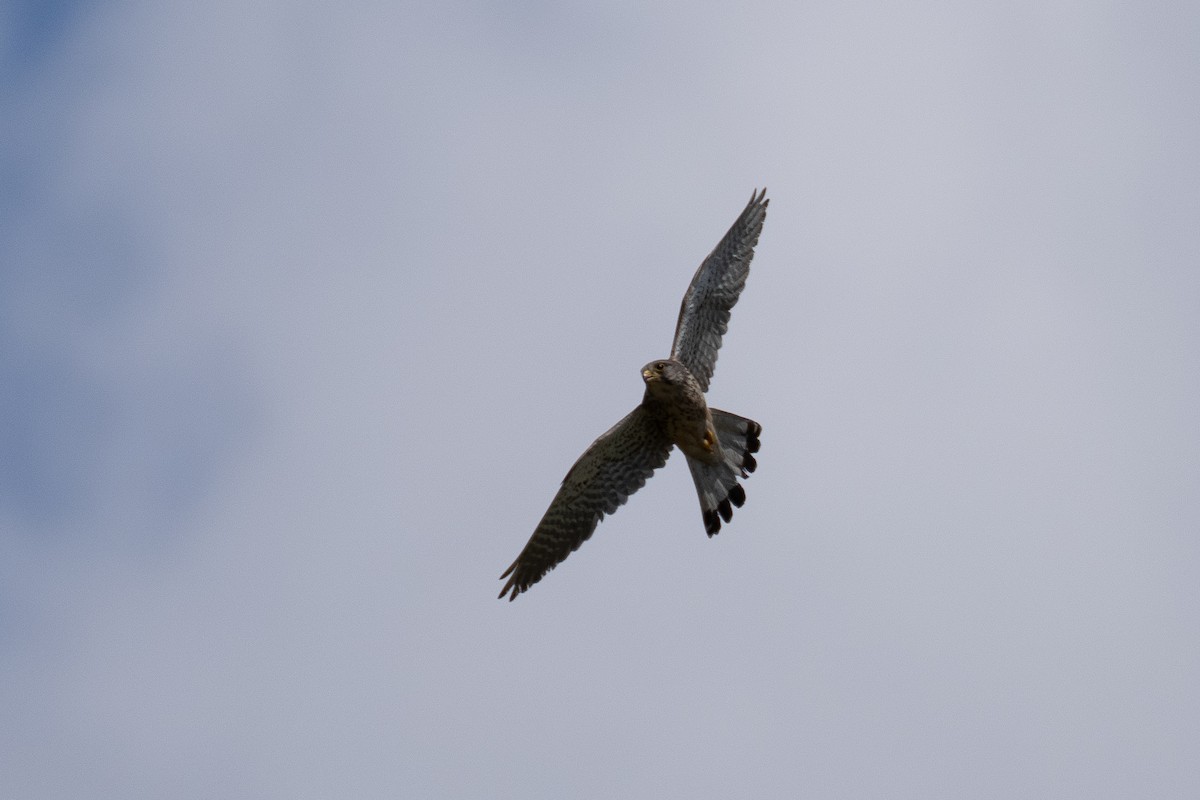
670,188,768,392
498,405,673,600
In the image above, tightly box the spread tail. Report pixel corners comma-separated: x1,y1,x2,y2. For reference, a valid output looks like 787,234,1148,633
685,410,761,536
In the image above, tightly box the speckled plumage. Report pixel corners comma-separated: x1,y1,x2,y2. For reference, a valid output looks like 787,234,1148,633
499,189,768,601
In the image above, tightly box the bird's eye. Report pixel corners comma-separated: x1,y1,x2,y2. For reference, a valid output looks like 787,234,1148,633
656,362,665,370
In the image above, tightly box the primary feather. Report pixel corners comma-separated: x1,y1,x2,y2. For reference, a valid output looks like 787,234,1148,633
671,188,769,392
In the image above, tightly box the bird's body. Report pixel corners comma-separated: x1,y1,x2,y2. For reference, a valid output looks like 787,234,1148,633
642,359,718,463
499,189,769,600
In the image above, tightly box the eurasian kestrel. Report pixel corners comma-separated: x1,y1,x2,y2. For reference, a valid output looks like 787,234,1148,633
499,189,768,600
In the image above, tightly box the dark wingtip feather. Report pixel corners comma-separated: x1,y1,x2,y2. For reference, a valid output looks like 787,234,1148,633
704,509,721,536
746,421,762,453
498,577,521,601
729,484,746,507
718,497,733,522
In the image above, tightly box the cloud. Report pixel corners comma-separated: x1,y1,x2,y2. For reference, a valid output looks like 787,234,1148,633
2,3,1198,798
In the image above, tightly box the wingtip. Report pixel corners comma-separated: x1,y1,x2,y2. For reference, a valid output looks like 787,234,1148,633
498,580,521,601
742,188,768,219
498,561,521,601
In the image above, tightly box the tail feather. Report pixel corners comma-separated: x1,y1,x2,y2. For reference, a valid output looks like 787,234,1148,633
686,409,761,536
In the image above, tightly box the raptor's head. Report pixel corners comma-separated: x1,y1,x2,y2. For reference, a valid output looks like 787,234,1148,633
641,359,684,386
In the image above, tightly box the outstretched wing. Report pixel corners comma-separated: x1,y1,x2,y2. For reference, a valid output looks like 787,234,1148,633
499,405,673,600
670,188,768,392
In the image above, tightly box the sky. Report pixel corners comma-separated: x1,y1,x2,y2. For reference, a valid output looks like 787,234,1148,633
2,2,1198,798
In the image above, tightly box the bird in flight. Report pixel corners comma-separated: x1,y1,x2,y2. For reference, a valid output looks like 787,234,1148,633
499,189,768,600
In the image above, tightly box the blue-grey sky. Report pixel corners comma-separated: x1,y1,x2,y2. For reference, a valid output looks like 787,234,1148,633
3,3,1198,798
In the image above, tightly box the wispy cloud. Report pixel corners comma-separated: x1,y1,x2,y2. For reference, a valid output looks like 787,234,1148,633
2,3,1198,798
